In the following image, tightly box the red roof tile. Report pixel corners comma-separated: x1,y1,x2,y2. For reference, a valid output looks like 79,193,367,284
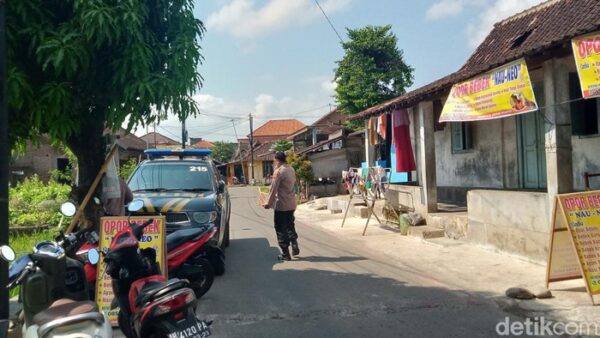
250,119,305,137
192,140,215,149
351,0,600,120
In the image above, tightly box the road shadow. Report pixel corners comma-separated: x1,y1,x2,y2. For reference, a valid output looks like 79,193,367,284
197,237,560,338
292,256,367,263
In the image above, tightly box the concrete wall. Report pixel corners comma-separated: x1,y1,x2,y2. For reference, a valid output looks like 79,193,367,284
467,189,550,262
309,149,348,180
387,184,427,216
10,139,65,182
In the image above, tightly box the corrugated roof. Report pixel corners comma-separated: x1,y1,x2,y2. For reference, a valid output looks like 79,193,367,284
251,119,306,137
351,0,600,121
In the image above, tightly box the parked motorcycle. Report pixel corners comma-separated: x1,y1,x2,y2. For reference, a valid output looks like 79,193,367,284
104,199,212,338
0,238,111,337
81,207,220,299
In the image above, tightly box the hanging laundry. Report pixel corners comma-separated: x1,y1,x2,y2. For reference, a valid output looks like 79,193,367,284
377,114,387,139
368,117,378,145
392,109,416,173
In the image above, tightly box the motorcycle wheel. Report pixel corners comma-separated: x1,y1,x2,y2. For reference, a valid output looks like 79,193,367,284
191,258,215,299
118,310,135,338
208,248,226,276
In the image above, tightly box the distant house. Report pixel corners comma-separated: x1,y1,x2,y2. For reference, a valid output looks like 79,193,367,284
190,138,215,149
251,119,305,143
10,129,146,184
225,119,305,184
291,110,364,196
140,132,180,149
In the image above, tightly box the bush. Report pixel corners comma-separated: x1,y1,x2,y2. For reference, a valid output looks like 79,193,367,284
120,158,138,180
9,176,71,227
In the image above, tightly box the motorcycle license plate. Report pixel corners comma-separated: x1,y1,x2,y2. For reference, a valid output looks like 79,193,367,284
167,319,211,338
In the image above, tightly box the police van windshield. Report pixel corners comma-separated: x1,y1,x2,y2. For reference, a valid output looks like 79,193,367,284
129,163,214,193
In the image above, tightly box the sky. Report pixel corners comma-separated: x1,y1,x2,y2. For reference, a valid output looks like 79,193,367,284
145,0,546,143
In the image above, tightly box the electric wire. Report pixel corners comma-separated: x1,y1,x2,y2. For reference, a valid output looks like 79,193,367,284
313,0,344,44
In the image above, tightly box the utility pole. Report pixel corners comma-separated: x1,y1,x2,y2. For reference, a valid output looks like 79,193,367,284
231,120,246,183
181,118,187,149
249,113,254,183
0,0,9,320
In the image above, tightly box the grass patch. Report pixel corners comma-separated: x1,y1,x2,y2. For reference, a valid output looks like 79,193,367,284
8,229,59,298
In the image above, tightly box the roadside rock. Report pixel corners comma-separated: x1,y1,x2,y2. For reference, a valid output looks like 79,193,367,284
505,287,536,300
534,288,553,299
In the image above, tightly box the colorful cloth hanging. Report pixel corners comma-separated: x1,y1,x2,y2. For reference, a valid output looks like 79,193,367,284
392,109,416,173
368,117,378,145
377,114,387,139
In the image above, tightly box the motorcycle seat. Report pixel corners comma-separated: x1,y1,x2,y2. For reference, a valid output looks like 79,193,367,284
32,298,98,327
166,228,205,251
135,278,189,308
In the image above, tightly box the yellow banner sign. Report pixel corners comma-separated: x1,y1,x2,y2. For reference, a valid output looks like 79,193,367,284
439,59,538,122
96,216,167,326
572,32,600,99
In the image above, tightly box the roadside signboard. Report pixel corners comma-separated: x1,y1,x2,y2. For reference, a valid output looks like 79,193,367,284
572,32,600,99
96,216,167,326
546,191,600,305
439,58,537,122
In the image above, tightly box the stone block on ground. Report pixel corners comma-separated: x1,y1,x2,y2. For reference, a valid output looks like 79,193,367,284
505,287,536,300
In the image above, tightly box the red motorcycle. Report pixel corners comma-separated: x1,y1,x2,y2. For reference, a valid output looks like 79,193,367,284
76,213,222,299
104,200,212,338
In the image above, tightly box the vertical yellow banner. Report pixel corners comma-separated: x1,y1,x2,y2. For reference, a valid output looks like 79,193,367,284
572,32,600,99
96,216,167,326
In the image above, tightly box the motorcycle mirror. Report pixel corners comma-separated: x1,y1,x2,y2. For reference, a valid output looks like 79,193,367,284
127,199,144,213
60,202,77,217
87,248,100,265
0,246,16,262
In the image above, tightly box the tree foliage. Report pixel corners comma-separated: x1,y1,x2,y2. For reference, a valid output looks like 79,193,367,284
272,140,293,153
211,141,236,163
119,158,138,181
7,1,205,223
334,25,414,128
286,151,314,184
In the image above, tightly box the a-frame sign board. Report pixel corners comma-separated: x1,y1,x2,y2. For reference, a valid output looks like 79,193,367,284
546,191,600,305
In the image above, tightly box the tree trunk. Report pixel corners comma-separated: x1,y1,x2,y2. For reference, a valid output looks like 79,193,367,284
66,117,107,231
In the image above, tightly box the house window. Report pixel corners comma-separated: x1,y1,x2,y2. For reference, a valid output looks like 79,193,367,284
570,73,600,136
451,122,473,153
263,161,273,178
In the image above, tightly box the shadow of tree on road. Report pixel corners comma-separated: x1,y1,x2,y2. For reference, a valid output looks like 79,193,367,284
197,237,558,338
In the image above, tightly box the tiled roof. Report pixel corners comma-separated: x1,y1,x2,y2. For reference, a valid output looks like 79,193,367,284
251,119,305,137
351,0,600,121
288,109,346,139
298,136,343,155
105,128,146,151
241,142,276,161
140,132,179,145
192,140,215,149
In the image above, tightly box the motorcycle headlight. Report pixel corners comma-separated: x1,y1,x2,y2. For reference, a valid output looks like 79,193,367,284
192,211,217,224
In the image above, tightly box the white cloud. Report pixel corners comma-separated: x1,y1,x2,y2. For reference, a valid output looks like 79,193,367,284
206,0,351,39
426,0,466,20
134,93,333,142
426,0,484,20
321,80,337,96
466,0,545,48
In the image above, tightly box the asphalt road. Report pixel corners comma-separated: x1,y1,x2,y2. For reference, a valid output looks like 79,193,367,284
196,187,514,338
